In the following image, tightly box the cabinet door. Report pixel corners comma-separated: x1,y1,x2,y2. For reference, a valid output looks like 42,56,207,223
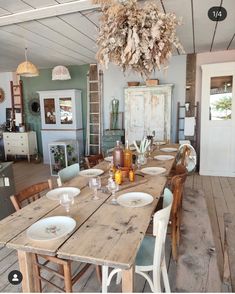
59,97,73,125
43,98,56,125
125,89,166,143
145,89,165,140
125,90,145,143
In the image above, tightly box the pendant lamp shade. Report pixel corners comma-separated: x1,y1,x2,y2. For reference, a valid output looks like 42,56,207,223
16,48,39,77
52,66,71,80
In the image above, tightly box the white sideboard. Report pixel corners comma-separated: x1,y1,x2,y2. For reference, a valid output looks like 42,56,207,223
3,132,38,162
124,85,173,143
38,89,84,164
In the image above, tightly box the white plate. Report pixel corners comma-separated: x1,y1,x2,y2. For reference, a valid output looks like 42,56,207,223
26,216,76,241
153,141,166,145
160,147,178,152
79,169,104,177
140,167,166,175
46,187,80,201
117,192,153,208
154,155,175,161
104,156,113,162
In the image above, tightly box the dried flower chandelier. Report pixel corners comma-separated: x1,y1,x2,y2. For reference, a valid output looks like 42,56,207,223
93,0,184,76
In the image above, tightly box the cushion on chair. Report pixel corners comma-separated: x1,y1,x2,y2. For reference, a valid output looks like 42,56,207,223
135,236,155,266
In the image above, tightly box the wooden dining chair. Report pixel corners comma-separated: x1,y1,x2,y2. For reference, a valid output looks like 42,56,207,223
167,163,188,184
173,143,197,175
169,173,187,261
57,163,80,187
10,180,53,210
102,188,173,293
10,180,92,292
85,153,104,169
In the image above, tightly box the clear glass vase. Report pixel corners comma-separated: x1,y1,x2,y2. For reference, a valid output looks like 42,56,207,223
136,152,147,167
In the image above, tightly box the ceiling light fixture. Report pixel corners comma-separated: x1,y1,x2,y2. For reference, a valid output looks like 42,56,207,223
16,48,39,77
52,66,71,80
94,0,184,76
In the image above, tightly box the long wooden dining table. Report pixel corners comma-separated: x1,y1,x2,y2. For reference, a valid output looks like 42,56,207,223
0,144,178,293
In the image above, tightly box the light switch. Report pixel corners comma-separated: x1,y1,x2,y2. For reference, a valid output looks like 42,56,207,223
4,177,10,186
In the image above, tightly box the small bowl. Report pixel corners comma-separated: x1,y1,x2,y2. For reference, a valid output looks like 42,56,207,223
127,82,140,87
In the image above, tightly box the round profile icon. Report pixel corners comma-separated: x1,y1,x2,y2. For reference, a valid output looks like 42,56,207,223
8,270,23,285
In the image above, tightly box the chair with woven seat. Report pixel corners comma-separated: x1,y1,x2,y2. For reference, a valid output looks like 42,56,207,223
169,173,187,261
10,180,92,292
102,188,173,293
85,154,104,169
57,163,80,187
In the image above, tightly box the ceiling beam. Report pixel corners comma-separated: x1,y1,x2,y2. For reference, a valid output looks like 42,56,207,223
0,0,99,27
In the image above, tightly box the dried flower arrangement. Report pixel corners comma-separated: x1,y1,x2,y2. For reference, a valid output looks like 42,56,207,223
93,0,184,76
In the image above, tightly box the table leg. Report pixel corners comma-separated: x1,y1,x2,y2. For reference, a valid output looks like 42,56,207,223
18,250,36,292
122,266,134,292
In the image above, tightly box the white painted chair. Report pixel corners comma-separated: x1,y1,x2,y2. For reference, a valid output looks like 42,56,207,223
102,188,173,293
57,163,80,186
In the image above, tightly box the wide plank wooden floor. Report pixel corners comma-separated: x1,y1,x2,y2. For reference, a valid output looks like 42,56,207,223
0,160,234,292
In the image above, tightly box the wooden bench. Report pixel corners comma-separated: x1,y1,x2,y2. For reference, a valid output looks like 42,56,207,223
223,213,235,291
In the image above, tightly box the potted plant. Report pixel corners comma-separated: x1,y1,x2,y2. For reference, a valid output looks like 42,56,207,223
50,145,66,172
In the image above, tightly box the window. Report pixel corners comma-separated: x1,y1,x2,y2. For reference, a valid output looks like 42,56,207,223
209,76,232,120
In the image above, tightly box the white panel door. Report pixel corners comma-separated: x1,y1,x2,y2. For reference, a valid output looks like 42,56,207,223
200,62,235,177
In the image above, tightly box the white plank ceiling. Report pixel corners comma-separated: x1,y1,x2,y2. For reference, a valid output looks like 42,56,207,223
0,0,234,72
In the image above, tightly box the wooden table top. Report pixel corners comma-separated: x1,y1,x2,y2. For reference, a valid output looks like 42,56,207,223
1,144,178,269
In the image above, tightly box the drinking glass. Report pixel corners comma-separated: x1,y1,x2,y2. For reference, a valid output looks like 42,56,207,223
107,178,119,204
89,177,101,200
60,193,74,213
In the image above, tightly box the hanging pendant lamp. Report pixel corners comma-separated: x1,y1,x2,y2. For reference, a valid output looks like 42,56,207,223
16,48,39,77
52,65,71,80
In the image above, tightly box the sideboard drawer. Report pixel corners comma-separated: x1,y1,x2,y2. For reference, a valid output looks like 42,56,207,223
14,147,29,154
4,140,28,148
5,146,29,154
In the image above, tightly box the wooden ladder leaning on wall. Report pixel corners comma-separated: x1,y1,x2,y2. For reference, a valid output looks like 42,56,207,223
10,80,24,126
86,64,103,156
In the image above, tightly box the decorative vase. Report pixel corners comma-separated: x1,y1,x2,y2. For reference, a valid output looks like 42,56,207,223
111,97,119,130
137,152,147,166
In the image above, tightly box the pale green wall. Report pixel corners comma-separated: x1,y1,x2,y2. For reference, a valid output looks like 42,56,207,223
22,65,89,155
